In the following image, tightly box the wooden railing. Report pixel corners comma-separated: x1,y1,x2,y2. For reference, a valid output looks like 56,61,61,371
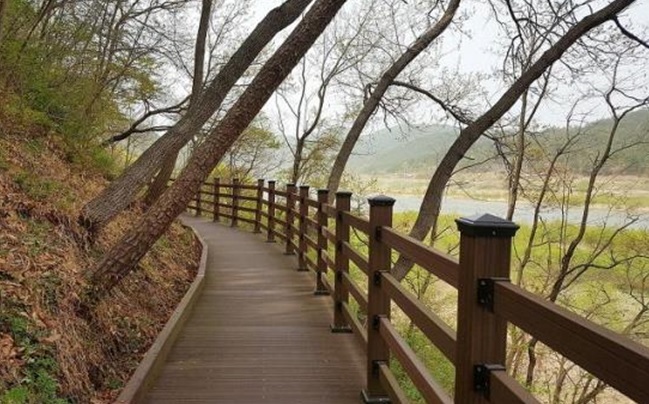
185,178,649,404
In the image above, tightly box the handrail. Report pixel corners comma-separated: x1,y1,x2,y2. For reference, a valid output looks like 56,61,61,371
380,227,458,288
182,178,649,404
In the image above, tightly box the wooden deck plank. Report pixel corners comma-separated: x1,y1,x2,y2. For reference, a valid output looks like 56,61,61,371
144,216,365,403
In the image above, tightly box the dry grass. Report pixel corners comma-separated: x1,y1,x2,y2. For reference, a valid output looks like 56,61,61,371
0,130,199,402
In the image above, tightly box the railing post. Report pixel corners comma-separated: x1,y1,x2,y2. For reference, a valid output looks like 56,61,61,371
254,179,264,233
266,180,276,243
195,187,202,217
331,191,352,333
285,183,296,255
231,178,240,227
297,185,309,271
315,189,330,295
362,196,395,404
454,214,518,403
213,178,220,222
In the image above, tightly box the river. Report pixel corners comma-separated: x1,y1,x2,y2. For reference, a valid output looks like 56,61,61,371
388,195,649,230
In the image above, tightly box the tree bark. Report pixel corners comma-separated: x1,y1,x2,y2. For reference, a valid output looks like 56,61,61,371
143,150,178,206
325,0,461,200
83,0,347,307
390,0,636,281
190,0,212,106
79,0,314,232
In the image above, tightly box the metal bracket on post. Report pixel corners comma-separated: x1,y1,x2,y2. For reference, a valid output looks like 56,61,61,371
373,271,382,286
477,277,509,311
474,364,506,399
372,315,381,330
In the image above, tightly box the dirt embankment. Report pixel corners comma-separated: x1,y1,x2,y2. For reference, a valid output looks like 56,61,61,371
0,128,199,402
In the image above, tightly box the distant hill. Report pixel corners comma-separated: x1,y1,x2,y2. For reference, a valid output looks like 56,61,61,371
347,109,649,176
348,123,494,175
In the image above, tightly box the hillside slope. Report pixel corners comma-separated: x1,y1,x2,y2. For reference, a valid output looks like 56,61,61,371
348,109,649,176
0,117,199,402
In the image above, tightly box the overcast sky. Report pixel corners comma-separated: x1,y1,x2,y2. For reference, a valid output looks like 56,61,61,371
247,1,649,127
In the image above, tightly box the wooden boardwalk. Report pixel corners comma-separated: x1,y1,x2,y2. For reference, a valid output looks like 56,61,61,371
145,216,365,403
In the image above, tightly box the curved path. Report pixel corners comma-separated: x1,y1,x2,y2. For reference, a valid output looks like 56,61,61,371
145,216,365,403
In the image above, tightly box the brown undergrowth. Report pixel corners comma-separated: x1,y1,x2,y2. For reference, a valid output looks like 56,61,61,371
0,116,199,402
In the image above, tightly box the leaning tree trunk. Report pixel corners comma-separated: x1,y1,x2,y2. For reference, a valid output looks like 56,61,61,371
79,0,314,232
390,0,635,281
143,0,212,206
83,0,348,308
326,0,461,200
143,151,178,206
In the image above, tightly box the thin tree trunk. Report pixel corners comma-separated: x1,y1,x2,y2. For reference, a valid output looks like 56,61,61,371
326,0,461,200
190,0,212,106
390,0,635,281
79,0,314,232
506,90,528,220
143,0,213,205
143,151,178,206
82,0,347,308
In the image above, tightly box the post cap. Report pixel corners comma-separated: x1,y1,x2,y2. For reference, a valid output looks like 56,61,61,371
299,185,310,190
335,191,353,198
368,195,396,207
287,183,296,188
317,189,329,195
455,213,519,237
267,179,276,184
257,178,265,182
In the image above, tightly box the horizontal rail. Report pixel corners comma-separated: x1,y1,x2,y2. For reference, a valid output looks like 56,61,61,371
382,273,456,363
273,230,287,242
236,206,257,214
322,204,336,218
236,195,258,203
490,371,540,404
378,363,408,404
341,242,369,275
237,216,256,225
322,251,335,270
342,272,367,313
341,211,370,234
495,281,649,403
306,198,319,208
380,227,459,288
322,227,335,244
342,302,367,348
379,318,452,404
305,234,318,251
287,239,299,254
304,255,316,272
305,216,318,230
321,276,333,295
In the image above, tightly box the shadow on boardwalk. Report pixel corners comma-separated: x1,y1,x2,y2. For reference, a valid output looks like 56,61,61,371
145,216,365,403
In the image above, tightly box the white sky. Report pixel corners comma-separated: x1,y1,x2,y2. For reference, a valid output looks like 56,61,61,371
246,0,649,128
